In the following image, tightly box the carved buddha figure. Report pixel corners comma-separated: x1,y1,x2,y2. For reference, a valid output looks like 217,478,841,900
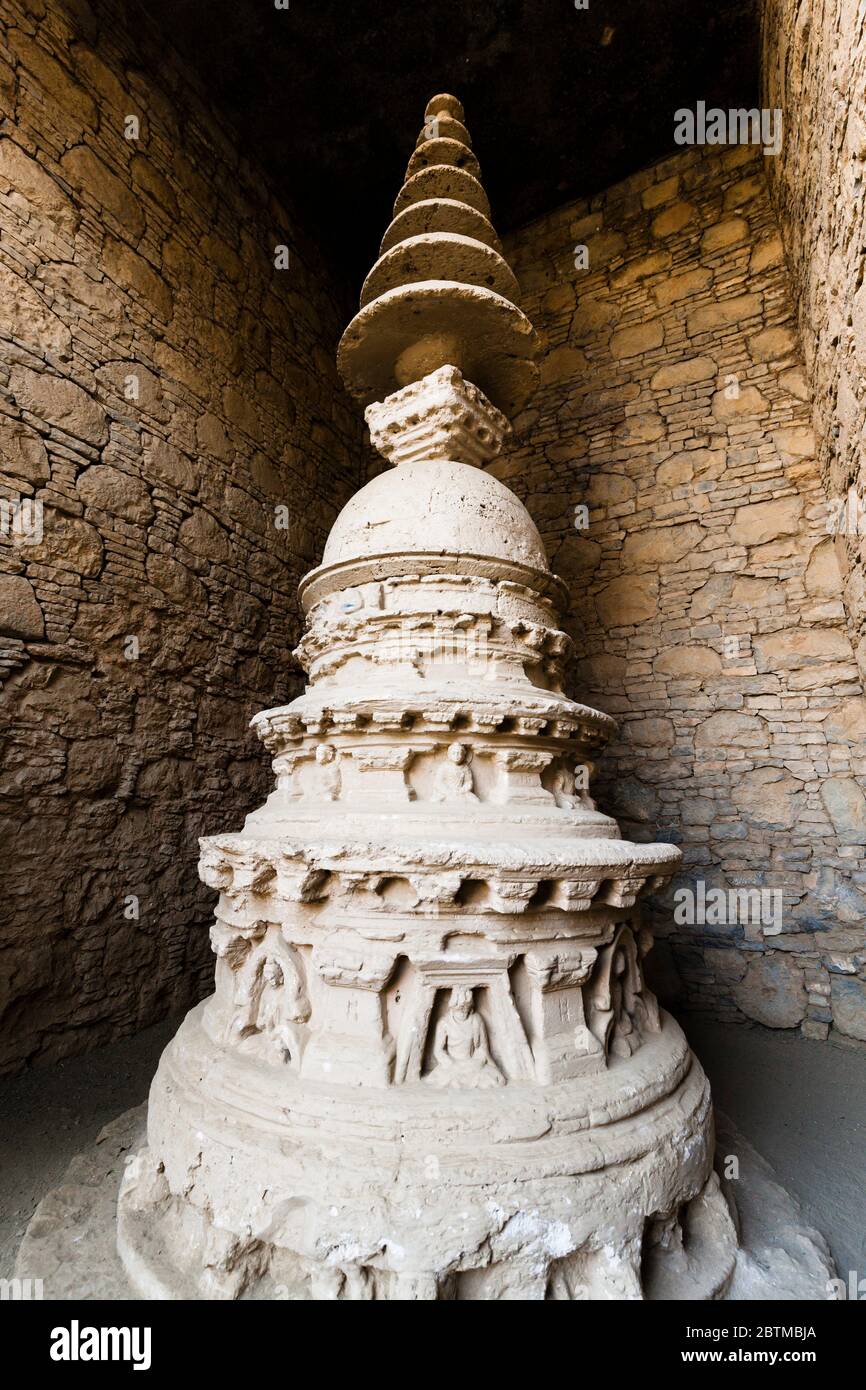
230,941,310,1065
315,742,342,801
609,947,638,1057
550,761,576,809
432,741,478,802
429,986,504,1088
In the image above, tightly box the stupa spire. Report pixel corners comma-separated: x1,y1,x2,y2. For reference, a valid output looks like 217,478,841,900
338,93,540,418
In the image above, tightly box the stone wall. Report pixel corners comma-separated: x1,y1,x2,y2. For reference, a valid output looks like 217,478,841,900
0,0,363,1073
500,144,866,1044
762,0,866,676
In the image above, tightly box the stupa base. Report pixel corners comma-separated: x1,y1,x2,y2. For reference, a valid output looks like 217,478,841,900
99,1002,738,1300
14,1100,836,1303
117,1163,737,1302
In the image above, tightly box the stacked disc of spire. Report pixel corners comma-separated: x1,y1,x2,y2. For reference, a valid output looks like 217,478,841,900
338,94,540,418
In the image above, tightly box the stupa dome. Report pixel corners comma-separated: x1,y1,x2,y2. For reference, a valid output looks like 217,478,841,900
320,459,549,572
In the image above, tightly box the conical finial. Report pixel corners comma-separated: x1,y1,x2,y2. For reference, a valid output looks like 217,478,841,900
337,94,539,419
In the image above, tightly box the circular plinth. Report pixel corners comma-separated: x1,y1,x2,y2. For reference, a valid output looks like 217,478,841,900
299,549,569,612
116,1005,737,1300
14,1100,837,1302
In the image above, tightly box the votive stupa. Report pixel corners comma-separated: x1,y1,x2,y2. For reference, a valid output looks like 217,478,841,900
117,94,738,1300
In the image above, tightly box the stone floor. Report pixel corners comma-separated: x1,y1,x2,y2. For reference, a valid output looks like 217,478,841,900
0,1013,181,1281
684,1017,866,1281
686,1011,861,1278
1,1010,864,1285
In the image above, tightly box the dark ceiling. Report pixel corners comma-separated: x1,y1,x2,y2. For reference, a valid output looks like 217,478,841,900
126,0,760,292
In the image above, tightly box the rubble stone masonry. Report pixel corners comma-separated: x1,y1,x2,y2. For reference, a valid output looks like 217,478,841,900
0,0,363,1072
762,0,866,675
501,143,866,1044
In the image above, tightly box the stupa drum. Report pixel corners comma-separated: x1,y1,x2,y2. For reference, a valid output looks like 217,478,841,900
117,94,738,1300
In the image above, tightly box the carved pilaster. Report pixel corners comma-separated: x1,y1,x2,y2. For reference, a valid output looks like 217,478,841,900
302,938,398,1086
525,947,604,1083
